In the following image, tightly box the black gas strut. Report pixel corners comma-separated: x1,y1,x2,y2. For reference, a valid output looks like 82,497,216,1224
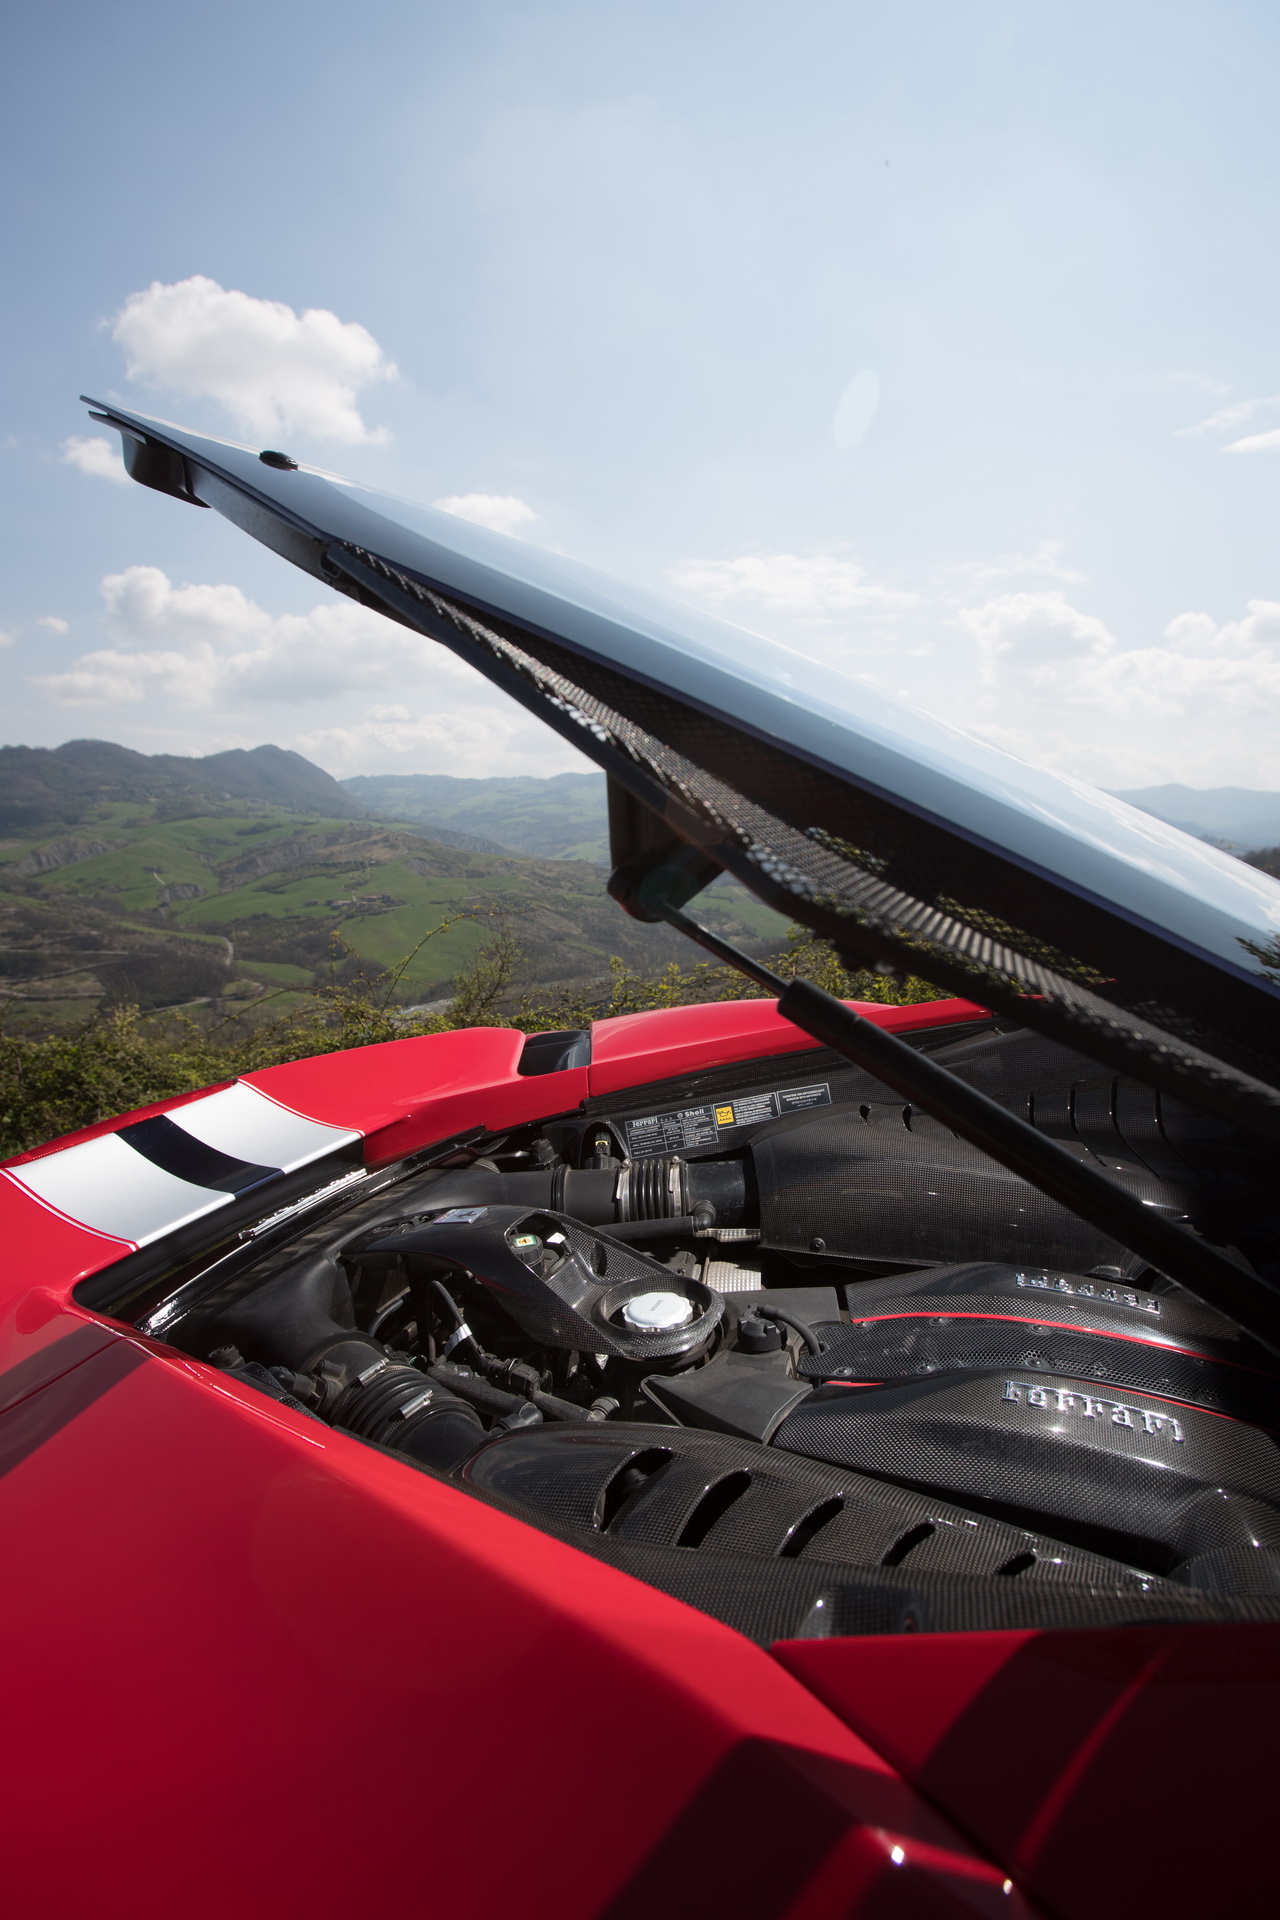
652,900,1280,1356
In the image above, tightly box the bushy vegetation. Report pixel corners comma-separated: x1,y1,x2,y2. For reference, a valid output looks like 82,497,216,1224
0,920,945,1158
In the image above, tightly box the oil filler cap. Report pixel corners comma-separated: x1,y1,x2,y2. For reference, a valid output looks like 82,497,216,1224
621,1291,695,1331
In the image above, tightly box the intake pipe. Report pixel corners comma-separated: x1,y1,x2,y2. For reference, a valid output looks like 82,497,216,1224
205,1252,485,1469
418,1155,752,1231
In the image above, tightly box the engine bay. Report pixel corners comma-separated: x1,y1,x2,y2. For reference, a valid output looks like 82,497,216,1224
139,1017,1280,1640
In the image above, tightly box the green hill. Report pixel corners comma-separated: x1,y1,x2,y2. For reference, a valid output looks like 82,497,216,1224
0,738,368,834
345,770,609,861
0,788,786,1032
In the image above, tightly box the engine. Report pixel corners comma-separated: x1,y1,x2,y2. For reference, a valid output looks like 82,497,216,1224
161,1018,1280,1640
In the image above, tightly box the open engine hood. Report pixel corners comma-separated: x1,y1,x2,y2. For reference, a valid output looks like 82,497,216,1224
83,399,1280,1139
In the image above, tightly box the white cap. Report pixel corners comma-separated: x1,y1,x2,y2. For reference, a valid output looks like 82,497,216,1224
621,1291,695,1331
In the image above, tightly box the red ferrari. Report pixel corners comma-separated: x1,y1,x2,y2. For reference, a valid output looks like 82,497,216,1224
4,400,1280,1917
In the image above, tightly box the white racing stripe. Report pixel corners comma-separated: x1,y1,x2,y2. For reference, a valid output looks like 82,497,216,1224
11,1080,363,1248
12,1132,234,1247
168,1082,359,1169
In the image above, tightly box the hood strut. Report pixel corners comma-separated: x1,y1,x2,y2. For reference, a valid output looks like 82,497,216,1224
637,889,1280,1355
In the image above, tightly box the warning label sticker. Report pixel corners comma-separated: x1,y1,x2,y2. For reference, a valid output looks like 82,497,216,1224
623,1083,831,1155
779,1082,833,1114
716,1082,831,1127
623,1105,722,1157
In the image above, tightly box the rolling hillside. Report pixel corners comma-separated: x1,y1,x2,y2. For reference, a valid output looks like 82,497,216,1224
345,770,609,861
0,790,786,1031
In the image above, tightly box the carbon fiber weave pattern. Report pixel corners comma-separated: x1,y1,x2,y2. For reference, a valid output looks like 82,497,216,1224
329,542,1280,1137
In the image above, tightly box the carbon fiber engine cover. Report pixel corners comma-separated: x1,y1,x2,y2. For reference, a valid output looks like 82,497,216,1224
773,1363,1280,1580
752,1106,1187,1273
462,1420,1154,1588
800,1261,1280,1424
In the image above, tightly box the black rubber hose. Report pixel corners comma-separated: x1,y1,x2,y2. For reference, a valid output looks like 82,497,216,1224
396,1407,490,1469
425,1277,484,1362
432,1361,605,1425
754,1303,824,1356
429,1278,466,1327
329,1364,486,1469
606,1216,696,1243
531,1389,604,1423
368,1289,409,1340
428,1361,528,1419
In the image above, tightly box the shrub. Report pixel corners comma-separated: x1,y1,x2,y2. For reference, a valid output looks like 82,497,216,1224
0,923,946,1158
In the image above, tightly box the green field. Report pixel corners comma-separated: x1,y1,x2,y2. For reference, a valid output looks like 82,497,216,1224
0,794,788,1029
344,770,610,862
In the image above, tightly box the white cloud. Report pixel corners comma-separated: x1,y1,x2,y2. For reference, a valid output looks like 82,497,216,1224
297,706,556,777
31,565,594,779
111,276,397,444
36,564,469,707
61,434,129,484
36,616,69,633
954,590,1280,785
1075,602,1280,718
1177,393,1280,441
1226,427,1280,455
671,550,914,613
958,590,1116,682
433,493,538,536
0,628,14,650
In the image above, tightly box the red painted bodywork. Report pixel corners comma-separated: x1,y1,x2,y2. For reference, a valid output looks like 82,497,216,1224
589,996,990,1097
0,1329,1030,1917
0,995,1270,1915
242,1023,589,1165
774,1626,1279,1915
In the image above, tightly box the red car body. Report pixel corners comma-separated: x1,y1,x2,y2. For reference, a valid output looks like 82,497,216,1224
2,996,1271,1918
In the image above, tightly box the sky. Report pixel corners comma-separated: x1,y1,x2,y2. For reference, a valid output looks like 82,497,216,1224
3,0,1280,790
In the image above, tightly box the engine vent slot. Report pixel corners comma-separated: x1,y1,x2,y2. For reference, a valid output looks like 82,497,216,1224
596,1449,674,1531
778,1497,845,1559
996,1550,1038,1578
881,1521,937,1567
676,1471,752,1548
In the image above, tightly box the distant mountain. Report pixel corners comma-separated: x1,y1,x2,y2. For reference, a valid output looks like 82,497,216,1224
0,739,368,834
355,771,1280,866
344,771,609,862
1110,784,1280,850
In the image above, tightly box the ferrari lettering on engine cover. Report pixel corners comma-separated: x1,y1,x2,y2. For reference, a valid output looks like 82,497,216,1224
1015,1272,1162,1313
1003,1379,1186,1442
